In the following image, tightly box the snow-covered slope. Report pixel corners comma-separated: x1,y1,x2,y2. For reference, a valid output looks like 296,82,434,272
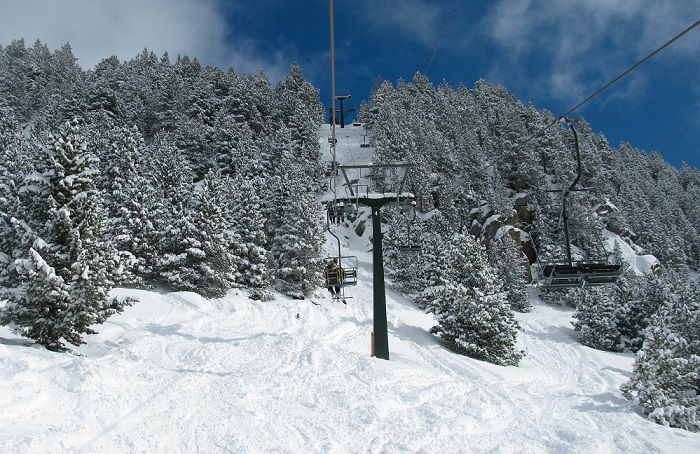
1,124,699,453
3,286,699,453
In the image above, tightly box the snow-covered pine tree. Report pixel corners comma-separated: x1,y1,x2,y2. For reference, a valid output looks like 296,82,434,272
265,133,324,299
423,228,523,366
410,215,456,301
489,231,531,312
0,120,135,351
622,277,700,432
497,107,541,193
573,249,663,354
0,39,42,120
94,125,151,284
0,109,33,292
274,65,325,190
96,125,144,212
175,168,237,298
230,177,270,300
143,134,194,289
213,117,262,179
610,245,649,352
572,287,620,351
679,163,700,268
0,107,32,254
268,189,324,298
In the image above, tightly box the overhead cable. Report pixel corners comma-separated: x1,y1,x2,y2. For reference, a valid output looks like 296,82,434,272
425,0,461,75
556,18,700,122
519,17,700,147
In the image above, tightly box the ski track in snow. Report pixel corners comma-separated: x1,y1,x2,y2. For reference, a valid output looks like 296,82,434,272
1,124,699,453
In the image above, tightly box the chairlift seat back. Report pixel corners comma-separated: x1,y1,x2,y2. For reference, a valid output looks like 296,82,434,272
543,264,585,288
579,263,622,286
343,268,357,285
325,269,341,286
323,256,359,288
401,203,414,214
541,262,622,289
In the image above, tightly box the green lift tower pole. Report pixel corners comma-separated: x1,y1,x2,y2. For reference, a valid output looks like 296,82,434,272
364,199,393,360
351,196,395,360
339,163,414,361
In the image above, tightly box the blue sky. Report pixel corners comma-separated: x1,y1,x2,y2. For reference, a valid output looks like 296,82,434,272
2,0,700,169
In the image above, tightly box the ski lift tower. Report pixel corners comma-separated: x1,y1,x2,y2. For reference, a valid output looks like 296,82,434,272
330,1,412,360
335,94,352,128
337,164,415,360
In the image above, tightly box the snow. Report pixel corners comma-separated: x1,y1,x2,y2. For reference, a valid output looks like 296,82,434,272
2,124,699,453
603,230,660,275
3,283,700,452
482,213,501,231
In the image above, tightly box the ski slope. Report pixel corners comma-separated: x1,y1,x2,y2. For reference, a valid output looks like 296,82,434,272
1,124,699,453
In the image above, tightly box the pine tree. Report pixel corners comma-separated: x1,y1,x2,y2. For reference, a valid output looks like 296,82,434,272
422,229,523,366
230,177,270,299
612,249,650,352
0,120,135,351
622,278,700,432
0,39,37,119
175,169,237,298
146,135,196,290
571,244,655,353
94,126,161,286
0,109,32,291
426,282,523,366
0,107,32,223
489,233,531,312
266,139,324,298
268,188,324,298
572,287,621,351
415,214,456,291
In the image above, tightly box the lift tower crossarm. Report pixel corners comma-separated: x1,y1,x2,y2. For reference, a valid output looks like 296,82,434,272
338,163,414,198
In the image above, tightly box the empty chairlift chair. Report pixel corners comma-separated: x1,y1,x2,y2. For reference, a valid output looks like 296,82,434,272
541,262,621,289
398,201,421,253
537,119,622,290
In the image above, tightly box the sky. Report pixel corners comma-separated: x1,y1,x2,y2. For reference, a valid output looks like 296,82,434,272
1,0,700,169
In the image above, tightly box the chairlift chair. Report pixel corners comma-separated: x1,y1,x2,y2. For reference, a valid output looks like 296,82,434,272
360,132,371,148
537,119,622,290
323,255,357,288
323,256,358,301
398,243,421,253
339,184,362,216
541,262,621,289
397,200,421,253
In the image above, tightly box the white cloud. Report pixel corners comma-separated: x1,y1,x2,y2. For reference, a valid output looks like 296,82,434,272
0,0,291,80
0,0,216,66
482,0,700,106
357,0,445,49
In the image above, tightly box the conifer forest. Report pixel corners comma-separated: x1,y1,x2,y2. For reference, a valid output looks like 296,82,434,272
1,39,700,431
